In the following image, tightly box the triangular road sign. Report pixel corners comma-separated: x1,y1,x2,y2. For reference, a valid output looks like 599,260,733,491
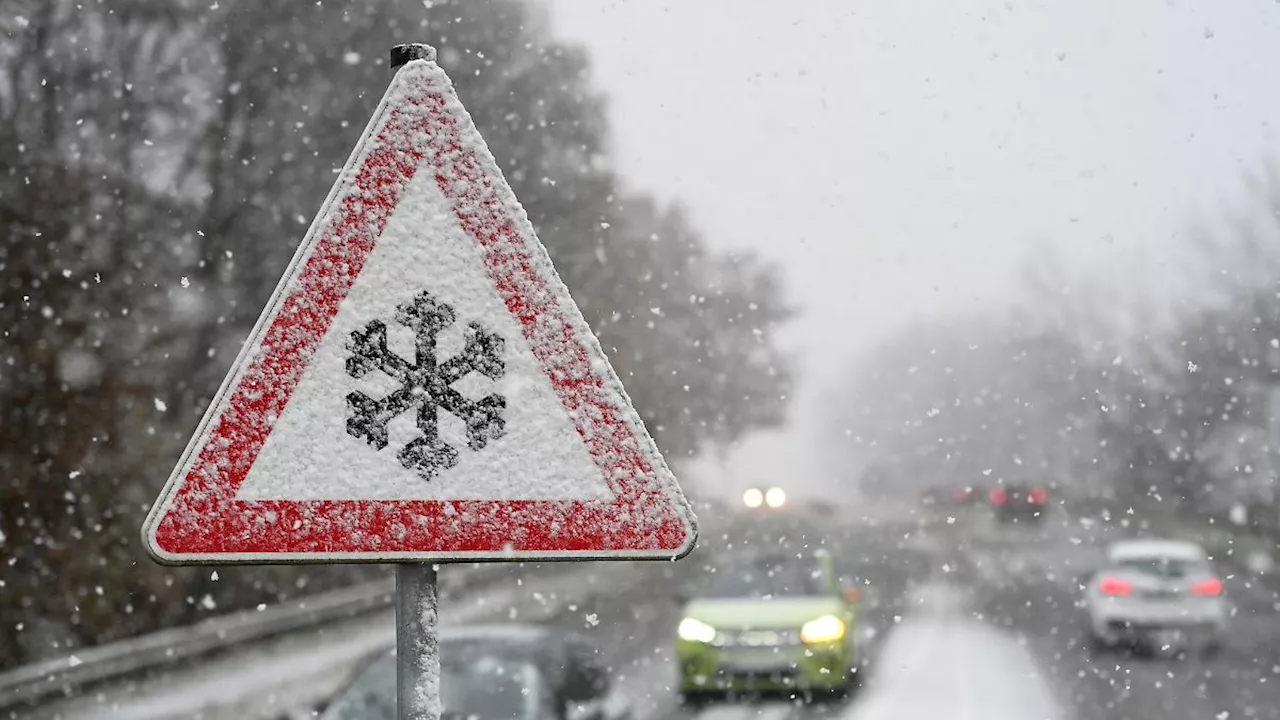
143,54,697,564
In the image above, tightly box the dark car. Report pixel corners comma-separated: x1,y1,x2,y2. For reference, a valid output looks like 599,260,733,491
314,624,628,720
989,482,1048,524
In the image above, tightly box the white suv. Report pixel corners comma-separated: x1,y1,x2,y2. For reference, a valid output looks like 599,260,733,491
1083,539,1228,656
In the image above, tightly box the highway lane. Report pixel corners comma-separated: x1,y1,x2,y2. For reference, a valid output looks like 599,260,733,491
611,503,1280,720
547,516,1000,720
956,506,1280,720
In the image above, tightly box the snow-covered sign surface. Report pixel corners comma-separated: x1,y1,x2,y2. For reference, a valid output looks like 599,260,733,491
142,57,697,564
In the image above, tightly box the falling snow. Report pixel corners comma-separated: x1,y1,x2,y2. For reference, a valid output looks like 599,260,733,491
7,4,1280,720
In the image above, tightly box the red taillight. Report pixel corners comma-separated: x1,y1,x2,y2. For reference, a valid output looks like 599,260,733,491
1099,577,1133,596
989,488,1007,506
1191,578,1223,596
1028,487,1048,505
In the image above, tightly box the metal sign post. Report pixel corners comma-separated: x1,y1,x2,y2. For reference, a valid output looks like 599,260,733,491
396,563,440,720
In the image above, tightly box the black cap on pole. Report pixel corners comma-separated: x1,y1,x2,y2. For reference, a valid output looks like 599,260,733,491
390,43,437,69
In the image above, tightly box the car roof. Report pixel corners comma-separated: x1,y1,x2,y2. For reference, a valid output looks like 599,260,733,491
1107,539,1208,562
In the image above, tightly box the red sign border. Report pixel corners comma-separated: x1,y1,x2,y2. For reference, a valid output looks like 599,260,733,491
143,61,696,564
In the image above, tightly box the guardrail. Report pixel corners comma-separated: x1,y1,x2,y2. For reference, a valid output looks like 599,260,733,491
0,561,566,711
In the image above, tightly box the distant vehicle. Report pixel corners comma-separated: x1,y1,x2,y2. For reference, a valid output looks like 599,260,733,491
1081,539,1228,656
674,551,863,705
742,486,788,509
314,624,626,720
988,481,1048,523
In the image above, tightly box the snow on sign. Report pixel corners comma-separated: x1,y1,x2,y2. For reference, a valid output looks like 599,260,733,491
142,53,697,564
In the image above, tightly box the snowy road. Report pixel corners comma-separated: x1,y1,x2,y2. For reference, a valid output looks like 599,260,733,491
583,508,1280,720
27,507,1280,720
958,509,1280,720
535,520,1066,720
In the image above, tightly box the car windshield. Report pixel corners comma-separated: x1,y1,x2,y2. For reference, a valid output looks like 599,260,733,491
321,652,546,720
703,560,828,598
1115,556,1204,579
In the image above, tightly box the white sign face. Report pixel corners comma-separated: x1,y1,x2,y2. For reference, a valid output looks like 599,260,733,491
236,167,609,504
142,57,697,564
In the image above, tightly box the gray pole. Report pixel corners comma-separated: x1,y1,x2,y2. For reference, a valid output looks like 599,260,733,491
389,43,443,720
396,563,441,720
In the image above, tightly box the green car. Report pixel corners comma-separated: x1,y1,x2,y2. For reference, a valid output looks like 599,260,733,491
675,551,862,703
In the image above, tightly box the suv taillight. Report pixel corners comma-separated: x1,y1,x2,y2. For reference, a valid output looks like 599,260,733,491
1028,487,1048,505
989,488,1007,506
1099,577,1133,596
1191,578,1223,596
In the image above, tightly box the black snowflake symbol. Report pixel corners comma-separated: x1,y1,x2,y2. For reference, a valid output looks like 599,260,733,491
344,290,506,479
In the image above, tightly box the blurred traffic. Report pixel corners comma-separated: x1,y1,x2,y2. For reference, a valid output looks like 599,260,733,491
236,484,1274,720
13,470,1280,720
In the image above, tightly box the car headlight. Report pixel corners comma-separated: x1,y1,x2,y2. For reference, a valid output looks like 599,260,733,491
678,617,717,644
765,487,786,508
800,615,846,644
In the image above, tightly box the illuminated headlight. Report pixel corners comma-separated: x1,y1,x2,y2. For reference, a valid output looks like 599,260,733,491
678,617,718,644
800,615,846,644
765,487,786,508
743,488,764,508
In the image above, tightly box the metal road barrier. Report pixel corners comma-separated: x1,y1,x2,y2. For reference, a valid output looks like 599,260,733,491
0,561,567,711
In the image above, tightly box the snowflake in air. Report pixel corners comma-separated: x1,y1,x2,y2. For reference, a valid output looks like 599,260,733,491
345,290,506,479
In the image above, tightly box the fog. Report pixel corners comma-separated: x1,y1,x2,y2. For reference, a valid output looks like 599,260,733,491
552,0,1280,498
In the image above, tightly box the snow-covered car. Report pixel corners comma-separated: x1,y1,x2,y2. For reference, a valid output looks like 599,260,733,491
1082,539,1228,655
312,624,630,720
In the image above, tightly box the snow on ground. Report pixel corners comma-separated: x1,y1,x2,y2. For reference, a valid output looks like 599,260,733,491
844,582,1062,720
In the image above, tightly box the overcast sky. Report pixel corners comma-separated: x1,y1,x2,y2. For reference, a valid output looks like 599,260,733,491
549,0,1280,500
